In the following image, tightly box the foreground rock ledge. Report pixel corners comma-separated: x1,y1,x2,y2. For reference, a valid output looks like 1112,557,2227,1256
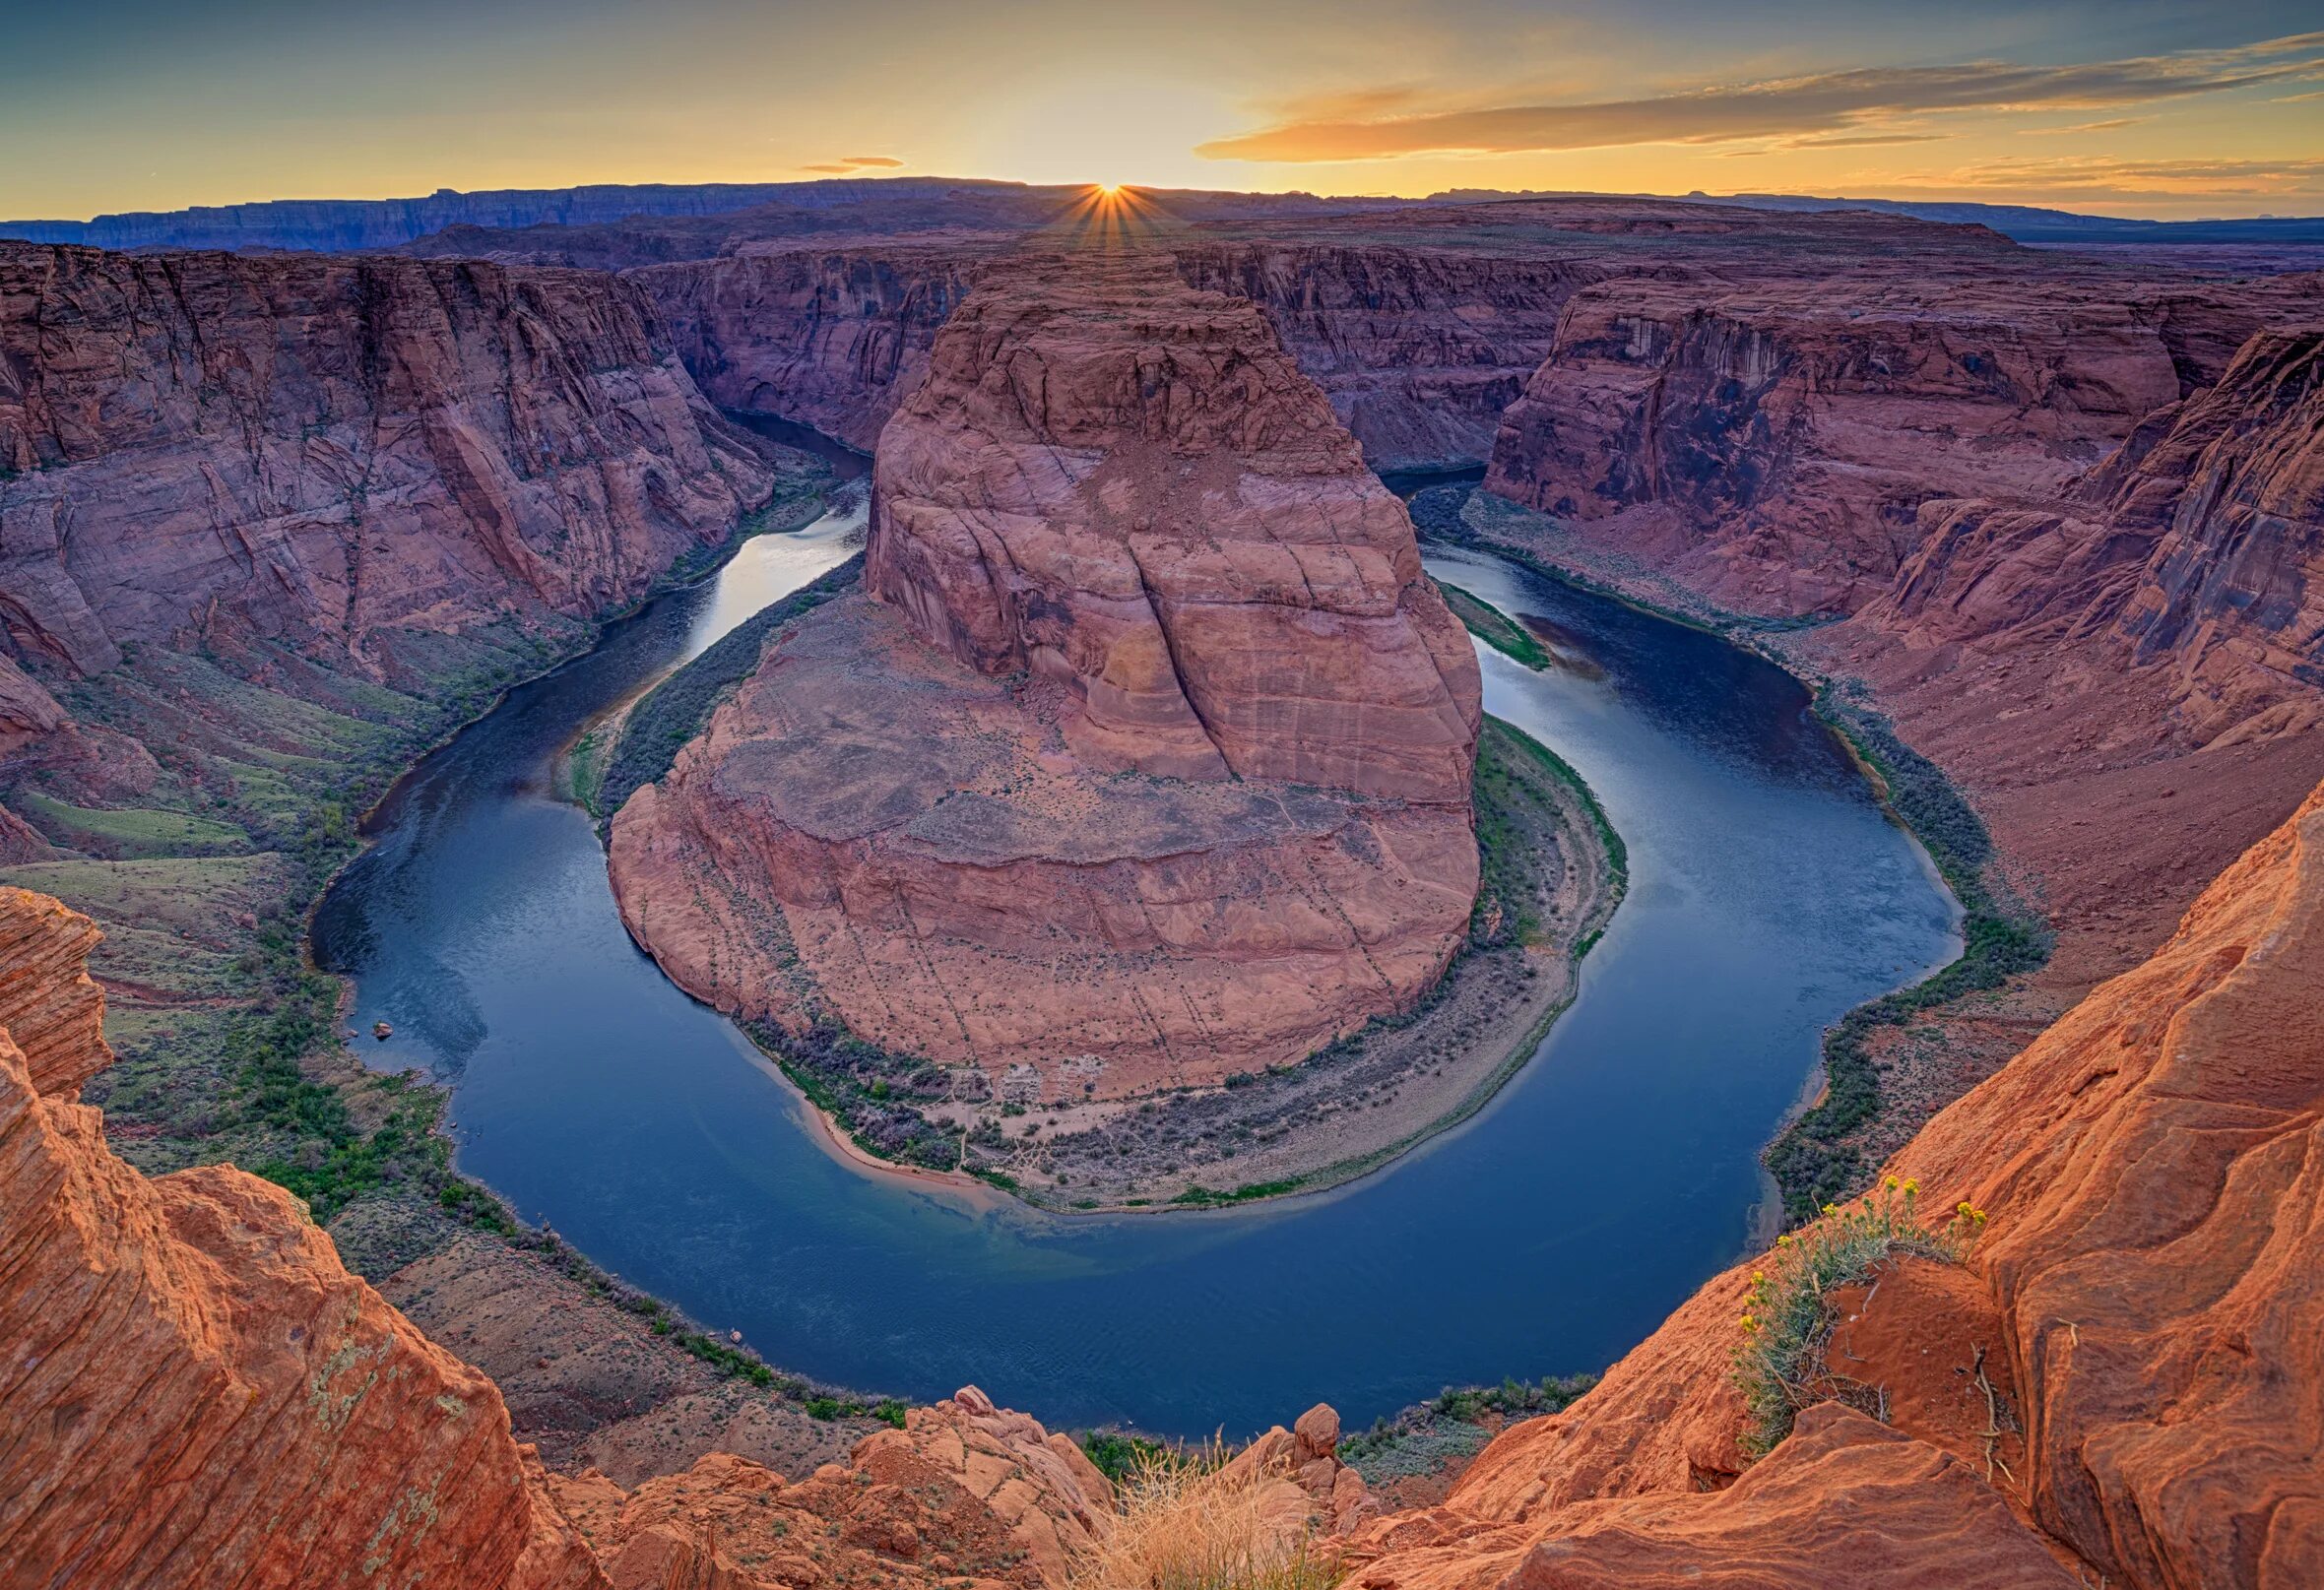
611,253,1482,1097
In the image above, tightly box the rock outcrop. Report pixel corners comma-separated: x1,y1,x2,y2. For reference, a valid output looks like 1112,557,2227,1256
0,242,774,684
637,241,1000,450
555,1386,1120,1590
1351,779,2324,1590
612,254,1479,1095
868,254,1479,800
1483,276,2279,616
1171,244,1598,472
0,886,606,1589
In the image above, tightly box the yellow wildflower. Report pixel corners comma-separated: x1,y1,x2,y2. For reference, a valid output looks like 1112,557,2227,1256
1883,1175,1900,1191
1902,1177,1920,1195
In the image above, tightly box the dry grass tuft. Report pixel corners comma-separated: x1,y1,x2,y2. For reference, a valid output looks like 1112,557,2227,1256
1069,1443,1340,1590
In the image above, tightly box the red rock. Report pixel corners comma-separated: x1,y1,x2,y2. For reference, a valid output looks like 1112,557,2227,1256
612,255,1479,1091
0,887,606,1589
1367,779,2324,1590
638,240,1001,450
1346,1406,2080,1590
0,242,774,682
869,253,1479,802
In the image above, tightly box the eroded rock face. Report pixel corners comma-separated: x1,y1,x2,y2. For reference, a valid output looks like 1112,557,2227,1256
869,254,1479,801
636,241,1000,451
0,886,606,1590
0,242,773,681
1171,244,1598,472
638,232,1598,472
612,256,1479,1092
1484,278,2197,615
1356,780,2324,1590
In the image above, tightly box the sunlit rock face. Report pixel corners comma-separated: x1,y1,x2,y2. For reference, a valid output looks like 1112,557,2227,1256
612,253,1480,1095
1352,779,2324,1590
0,886,607,1590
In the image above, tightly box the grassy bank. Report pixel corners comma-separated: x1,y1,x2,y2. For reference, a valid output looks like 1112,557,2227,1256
1762,692,2050,1219
592,553,866,819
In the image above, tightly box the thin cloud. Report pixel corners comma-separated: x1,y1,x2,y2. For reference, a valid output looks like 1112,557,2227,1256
2021,116,2147,134
1783,132,1952,148
800,156,906,173
1196,32,2324,161
1940,154,2324,194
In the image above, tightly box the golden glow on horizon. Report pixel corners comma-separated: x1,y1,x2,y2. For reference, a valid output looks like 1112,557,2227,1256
3,10,2319,222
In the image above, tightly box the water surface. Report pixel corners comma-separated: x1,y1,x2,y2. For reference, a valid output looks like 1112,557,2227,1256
315,479,1957,1436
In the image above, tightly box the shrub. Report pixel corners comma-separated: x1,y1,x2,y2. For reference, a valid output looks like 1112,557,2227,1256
1731,1178,1988,1457
1067,1441,1337,1590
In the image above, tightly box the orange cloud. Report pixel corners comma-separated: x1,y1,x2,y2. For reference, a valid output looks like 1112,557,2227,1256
1196,32,2324,162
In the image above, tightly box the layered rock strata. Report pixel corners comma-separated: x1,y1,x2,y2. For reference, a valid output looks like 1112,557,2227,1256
612,254,1480,1095
0,886,605,1589
1352,780,2324,1590
1483,275,2322,616
0,242,774,683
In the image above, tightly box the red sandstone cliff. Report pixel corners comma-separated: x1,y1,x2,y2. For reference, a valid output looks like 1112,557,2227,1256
0,886,606,1588
0,879,1376,1587
611,254,1480,1094
636,240,1001,451
1348,781,2324,1590
0,243,774,684
1482,275,2323,617
1169,244,1597,472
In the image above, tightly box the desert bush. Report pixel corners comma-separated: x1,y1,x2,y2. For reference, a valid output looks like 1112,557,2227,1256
1731,1177,1988,1457
1069,1442,1337,1590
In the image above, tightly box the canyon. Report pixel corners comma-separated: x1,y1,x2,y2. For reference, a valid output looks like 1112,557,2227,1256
0,176,2320,1589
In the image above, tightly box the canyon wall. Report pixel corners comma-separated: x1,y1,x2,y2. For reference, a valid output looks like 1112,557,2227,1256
0,886,606,1589
1170,243,1599,471
634,231,1607,472
1481,276,2321,617
0,242,774,684
0,879,1372,1589
1348,778,2324,1590
636,241,1001,450
611,253,1480,1096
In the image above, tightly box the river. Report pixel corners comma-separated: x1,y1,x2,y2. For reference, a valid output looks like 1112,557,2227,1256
312,447,1959,1436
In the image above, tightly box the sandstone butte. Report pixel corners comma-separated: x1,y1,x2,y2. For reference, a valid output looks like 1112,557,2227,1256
8,762,2322,1585
0,241,775,820
609,253,1482,1096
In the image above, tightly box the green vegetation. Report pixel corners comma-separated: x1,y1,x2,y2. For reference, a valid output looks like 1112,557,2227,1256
1078,1430,1175,1485
1428,1373,1598,1424
0,463,922,1417
805,1393,910,1425
1732,1179,1987,1456
1168,1178,1302,1207
595,554,865,816
1763,693,2052,1220
1473,717,1626,950
14,793,251,859
1337,1372,1600,1485
1436,578,1553,669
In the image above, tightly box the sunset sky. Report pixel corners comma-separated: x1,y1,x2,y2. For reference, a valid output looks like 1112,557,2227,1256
7,1,2320,221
